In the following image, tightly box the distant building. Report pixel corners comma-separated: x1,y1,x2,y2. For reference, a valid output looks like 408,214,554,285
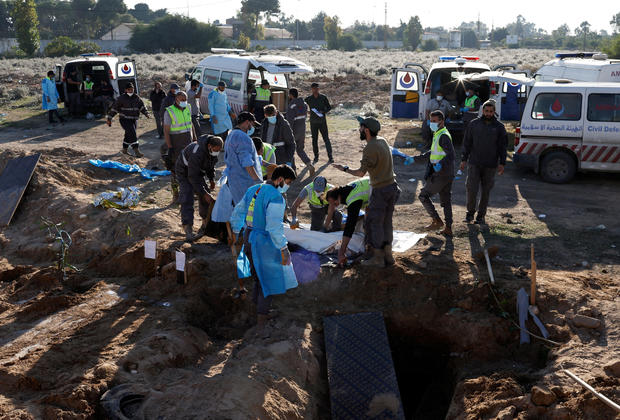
422,32,440,42
423,29,462,48
480,39,491,49
100,23,137,41
506,35,519,45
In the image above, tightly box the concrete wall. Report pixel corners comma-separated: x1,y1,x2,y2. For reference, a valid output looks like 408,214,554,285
249,39,404,49
0,38,130,54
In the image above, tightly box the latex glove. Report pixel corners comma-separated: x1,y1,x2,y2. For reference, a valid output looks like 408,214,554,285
106,118,112,127
404,156,415,165
433,163,442,172
463,107,469,112
281,247,291,265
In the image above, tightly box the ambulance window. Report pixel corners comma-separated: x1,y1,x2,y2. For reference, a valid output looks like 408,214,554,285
395,70,419,91
531,93,582,120
248,69,261,82
220,71,242,91
203,68,220,86
502,82,527,93
587,94,620,122
192,68,202,82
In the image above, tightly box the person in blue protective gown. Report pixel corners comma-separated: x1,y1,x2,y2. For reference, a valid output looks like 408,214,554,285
230,164,298,336
208,81,236,141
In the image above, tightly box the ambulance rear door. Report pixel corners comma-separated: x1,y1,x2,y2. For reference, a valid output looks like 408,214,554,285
116,60,138,95
390,64,427,119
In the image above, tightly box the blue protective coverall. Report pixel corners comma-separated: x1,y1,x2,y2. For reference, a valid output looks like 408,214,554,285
41,78,60,110
231,183,298,298
208,89,233,135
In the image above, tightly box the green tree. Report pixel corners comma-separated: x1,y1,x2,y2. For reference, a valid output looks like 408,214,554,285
323,15,341,49
575,21,591,49
0,0,15,37
93,0,127,37
421,39,438,51
12,0,39,56
72,0,96,38
338,33,361,51
462,29,479,48
128,3,167,23
603,34,620,58
309,11,326,40
611,12,620,34
129,15,225,53
237,32,250,50
403,16,422,51
489,27,508,43
240,0,279,34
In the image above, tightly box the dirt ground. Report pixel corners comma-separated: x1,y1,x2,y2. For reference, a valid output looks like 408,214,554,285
1,80,620,420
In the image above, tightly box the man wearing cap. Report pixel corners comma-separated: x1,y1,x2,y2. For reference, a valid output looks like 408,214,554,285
208,81,235,141
107,83,150,157
249,79,272,123
290,176,342,231
159,83,179,124
176,135,223,241
211,111,263,223
261,104,296,166
164,91,195,203
286,88,315,176
149,82,166,138
187,79,204,137
414,110,455,236
305,83,333,163
333,116,400,267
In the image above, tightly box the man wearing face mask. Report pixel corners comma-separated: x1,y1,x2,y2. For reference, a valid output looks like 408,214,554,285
159,83,179,125
175,135,223,241
208,81,235,141
461,87,481,126
261,104,296,167
414,110,455,236
422,90,451,147
333,116,400,267
230,164,298,337
460,101,507,225
187,79,203,137
107,83,150,158
211,111,263,224
163,91,195,203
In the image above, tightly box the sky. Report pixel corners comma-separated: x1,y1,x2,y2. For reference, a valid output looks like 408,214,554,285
125,0,619,34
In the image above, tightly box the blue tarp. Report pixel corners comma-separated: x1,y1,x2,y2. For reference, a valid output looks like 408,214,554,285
89,159,170,180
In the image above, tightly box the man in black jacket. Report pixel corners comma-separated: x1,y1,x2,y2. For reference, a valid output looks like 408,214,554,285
261,104,296,166
176,135,223,241
107,83,150,157
415,110,455,236
159,83,179,123
149,82,166,138
305,83,333,163
460,101,507,225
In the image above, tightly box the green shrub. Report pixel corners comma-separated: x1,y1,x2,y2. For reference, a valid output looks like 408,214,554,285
421,39,438,51
237,33,250,50
338,33,362,51
44,36,100,57
602,35,620,59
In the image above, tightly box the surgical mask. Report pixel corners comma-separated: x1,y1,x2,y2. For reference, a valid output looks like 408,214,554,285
436,95,443,101
179,101,188,108
267,115,277,124
277,183,289,193
86,78,90,81
466,92,471,97
429,122,439,132
247,126,255,136
127,92,134,96
209,150,219,157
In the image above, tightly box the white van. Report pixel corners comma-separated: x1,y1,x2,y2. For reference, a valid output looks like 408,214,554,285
184,51,313,117
389,56,527,133
55,53,138,109
513,81,620,183
535,52,620,83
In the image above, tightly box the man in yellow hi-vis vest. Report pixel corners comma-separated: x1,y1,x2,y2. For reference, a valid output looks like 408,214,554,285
415,110,455,236
290,176,342,231
164,91,195,203
249,79,272,123
461,87,481,127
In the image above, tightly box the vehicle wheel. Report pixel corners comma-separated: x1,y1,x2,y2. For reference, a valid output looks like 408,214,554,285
100,384,146,420
540,151,576,184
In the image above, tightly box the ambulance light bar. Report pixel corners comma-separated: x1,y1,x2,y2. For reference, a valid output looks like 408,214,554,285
439,56,480,62
555,52,600,59
80,52,114,57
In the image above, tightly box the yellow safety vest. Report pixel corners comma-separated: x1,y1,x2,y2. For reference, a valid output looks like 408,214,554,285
166,104,192,133
84,80,94,90
245,185,264,227
255,87,271,102
464,95,478,109
304,182,334,207
430,126,452,163
261,143,275,177
345,178,370,208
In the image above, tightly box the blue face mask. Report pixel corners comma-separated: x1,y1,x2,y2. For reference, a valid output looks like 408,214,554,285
277,183,289,193
267,115,277,124
429,122,439,132
247,126,255,136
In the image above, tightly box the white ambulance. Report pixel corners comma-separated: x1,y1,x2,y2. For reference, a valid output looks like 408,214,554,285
184,50,313,116
389,56,527,134
534,52,620,83
55,53,138,107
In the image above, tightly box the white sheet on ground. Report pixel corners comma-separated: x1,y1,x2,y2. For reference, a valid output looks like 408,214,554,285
284,223,426,255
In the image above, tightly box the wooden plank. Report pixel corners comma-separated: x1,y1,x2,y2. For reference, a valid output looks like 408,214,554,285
0,153,41,226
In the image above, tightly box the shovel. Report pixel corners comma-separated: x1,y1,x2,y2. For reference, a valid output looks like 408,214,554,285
226,222,247,299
